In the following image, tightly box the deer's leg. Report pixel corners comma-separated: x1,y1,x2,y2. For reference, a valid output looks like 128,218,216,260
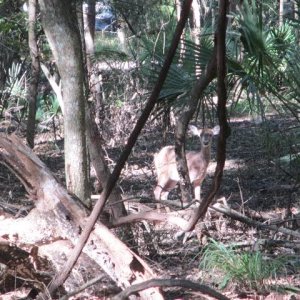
154,185,161,200
154,178,177,200
193,183,201,201
154,183,170,212
154,180,177,212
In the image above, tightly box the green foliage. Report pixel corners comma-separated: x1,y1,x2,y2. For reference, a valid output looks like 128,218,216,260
94,32,128,60
36,94,61,122
138,0,300,121
229,98,258,117
0,1,28,53
1,62,27,120
113,0,176,39
4,62,27,102
226,1,300,119
200,239,287,291
141,31,215,114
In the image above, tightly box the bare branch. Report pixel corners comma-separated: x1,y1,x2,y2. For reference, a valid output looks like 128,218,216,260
211,203,300,239
112,210,190,230
112,278,230,300
58,275,108,300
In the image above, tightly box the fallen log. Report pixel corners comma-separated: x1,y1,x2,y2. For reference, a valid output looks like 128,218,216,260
0,133,163,299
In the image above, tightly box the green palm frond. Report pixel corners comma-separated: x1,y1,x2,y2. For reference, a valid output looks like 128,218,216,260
226,0,299,118
142,31,215,112
236,0,266,57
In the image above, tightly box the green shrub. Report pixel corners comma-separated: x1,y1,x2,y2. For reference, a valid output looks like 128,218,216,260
200,239,287,291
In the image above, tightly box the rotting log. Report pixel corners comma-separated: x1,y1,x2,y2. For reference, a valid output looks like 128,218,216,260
0,133,163,299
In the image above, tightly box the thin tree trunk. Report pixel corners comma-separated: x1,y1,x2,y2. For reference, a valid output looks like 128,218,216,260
185,0,230,231
175,44,217,203
83,1,104,127
191,0,201,34
279,0,284,26
39,0,90,204
81,2,128,220
191,0,201,77
85,108,127,219
26,0,40,148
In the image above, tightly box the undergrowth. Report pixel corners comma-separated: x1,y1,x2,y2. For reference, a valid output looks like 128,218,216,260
200,239,288,292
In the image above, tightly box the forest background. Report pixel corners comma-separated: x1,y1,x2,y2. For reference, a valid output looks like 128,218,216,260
0,0,300,299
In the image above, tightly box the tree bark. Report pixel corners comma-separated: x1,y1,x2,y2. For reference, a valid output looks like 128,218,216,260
83,1,104,127
38,0,90,204
26,0,40,148
279,0,284,26
39,63,128,221
191,0,201,34
81,1,129,219
85,108,127,219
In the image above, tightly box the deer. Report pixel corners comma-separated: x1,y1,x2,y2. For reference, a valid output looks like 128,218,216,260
153,125,220,202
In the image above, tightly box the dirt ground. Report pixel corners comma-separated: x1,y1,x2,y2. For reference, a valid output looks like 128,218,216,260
0,114,300,299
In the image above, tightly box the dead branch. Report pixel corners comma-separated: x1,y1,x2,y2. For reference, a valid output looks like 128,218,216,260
112,278,230,300
58,275,114,300
112,209,190,230
211,203,300,239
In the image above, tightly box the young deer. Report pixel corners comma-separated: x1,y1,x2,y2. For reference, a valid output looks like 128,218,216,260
154,125,220,201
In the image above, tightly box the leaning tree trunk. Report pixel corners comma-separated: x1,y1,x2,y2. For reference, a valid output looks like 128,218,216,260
38,0,90,204
26,0,40,148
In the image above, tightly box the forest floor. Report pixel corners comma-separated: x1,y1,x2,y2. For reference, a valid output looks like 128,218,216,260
0,114,300,299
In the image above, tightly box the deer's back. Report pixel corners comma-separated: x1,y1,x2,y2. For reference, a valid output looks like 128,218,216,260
154,146,209,183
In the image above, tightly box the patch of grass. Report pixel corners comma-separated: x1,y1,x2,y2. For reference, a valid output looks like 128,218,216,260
199,239,287,291
94,32,128,60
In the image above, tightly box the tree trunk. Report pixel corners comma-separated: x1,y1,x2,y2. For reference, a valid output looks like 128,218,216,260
185,0,230,231
85,108,127,219
191,0,201,77
39,63,129,221
83,1,104,127
81,1,128,220
26,0,40,148
279,0,284,26
191,0,201,34
44,1,194,296
38,0,90,204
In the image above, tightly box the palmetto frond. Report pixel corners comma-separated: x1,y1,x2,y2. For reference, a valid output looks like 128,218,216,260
142,30,215,115
141,0,300,120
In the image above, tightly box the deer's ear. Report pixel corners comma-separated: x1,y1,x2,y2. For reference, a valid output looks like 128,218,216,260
188,125,200,136
212,125,220,135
